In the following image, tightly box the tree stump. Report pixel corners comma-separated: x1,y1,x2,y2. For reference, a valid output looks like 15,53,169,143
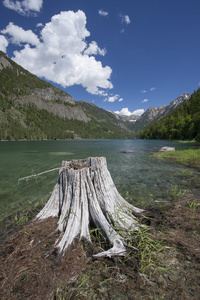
35,157,144,258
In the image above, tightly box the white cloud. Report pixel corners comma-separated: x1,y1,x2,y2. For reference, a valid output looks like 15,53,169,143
150,87,156,91
141,89,147,93
104,94,121,102
84,41,106,56
3,0,43,15
0,35,8,52
2,22,40,46
115,108,144,116
124,15,131,24
142,99,149,103
198,82,200,86
4,10,113,95
118,98,123,102
115,108,132,116
98,9,108,17
133,109,144,116
120,14,131,24
36,23,43,28
98,90,108,97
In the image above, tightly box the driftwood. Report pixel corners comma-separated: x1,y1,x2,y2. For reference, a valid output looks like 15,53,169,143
34,157,144,258
18,167,62,183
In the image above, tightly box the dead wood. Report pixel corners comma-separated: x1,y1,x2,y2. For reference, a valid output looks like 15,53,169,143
34,157,144,257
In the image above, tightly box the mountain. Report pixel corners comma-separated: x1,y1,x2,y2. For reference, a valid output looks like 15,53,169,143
139,88,200,140
114,114,140,123
0,51,195,141
116,93,191,133
0,51,133,140
115,94,191,132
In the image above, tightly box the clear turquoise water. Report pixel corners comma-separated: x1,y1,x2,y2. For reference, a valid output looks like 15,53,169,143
0,139,199,223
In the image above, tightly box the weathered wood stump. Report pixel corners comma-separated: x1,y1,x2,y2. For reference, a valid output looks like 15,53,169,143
35,157,144,257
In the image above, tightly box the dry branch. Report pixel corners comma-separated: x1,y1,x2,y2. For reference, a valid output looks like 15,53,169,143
18,167,62,184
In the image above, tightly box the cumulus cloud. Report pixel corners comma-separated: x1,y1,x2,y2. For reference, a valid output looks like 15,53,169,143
2,22,40,46
115,108,144,116
98,9,108,17
104,94,123,102
84,41,106,56
115,108,132,116
142,99,149,103
141,89,147,93
3,0,43,15
132,109,144,116
0,35,8,52
2,10,113,95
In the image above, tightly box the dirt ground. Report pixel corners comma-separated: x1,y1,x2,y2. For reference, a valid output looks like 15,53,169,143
0,192,200,300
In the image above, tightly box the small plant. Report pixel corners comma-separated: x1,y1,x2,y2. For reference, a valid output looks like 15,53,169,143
181,169,193,177
14,212,29,226
168,184,188,200
75,274,91,297
89,227,107,249
131,224,165,274
188,201,200,220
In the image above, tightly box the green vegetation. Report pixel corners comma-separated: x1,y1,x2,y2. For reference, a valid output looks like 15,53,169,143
167,184,188,200
0,99,132,140
56,218,166,299
0,51,132,140
140,88,200,140
154,148,200,167
0,55,52,98
188,201,200,220
0,51,69,98
14,212,30,226
128,221,165,274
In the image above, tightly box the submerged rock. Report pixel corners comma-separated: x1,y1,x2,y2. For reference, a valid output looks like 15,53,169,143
159,146,175,152
120,151,134,154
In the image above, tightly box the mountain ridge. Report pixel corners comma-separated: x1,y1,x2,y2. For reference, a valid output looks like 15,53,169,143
0,51,132,140
139,88,200,140
116,93,191,132
0,51,194,140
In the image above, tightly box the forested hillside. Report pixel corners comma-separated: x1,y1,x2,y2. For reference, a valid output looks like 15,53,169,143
0,51,133,140
139,88,200,140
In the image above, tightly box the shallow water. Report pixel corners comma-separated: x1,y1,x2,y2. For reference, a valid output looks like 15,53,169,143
0,139,199,222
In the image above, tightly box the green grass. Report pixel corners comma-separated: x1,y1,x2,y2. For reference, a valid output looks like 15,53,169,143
176,140,200,144
55,218,166,299
187,201,200,220
167,184,188,200
154,148,200,167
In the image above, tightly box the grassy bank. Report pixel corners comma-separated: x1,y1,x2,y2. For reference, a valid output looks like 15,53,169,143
154,148,200,168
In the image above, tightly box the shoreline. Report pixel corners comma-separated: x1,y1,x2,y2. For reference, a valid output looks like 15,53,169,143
154,147,200,169
1,151,199,298
0,192,200,299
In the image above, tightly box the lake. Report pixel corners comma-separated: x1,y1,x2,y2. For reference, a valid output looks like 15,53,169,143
0,139,199,225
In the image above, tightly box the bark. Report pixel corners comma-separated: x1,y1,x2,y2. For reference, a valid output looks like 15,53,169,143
35,157,144,257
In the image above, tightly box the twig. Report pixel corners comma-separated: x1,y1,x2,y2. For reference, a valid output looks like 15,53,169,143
18,167,64,184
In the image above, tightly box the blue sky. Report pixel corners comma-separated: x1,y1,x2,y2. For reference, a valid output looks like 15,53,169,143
0,0,200,116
